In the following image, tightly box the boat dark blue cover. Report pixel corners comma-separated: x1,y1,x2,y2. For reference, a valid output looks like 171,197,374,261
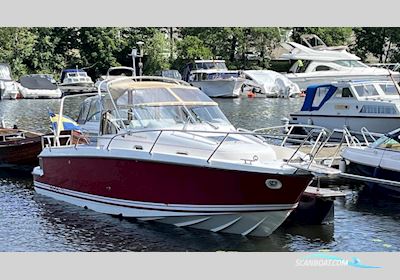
62,69,86,73
301,84,338,111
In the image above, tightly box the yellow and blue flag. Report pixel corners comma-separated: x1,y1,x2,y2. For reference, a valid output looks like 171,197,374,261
48,109,81,132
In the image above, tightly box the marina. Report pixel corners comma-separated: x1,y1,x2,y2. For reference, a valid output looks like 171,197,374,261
1,27,400,253
1,96,400,251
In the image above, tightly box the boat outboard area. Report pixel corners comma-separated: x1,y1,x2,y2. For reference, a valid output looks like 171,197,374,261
31,76,347,237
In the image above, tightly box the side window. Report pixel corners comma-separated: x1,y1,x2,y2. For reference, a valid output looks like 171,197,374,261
342,88,353,98
76,102,90,124
315,65,332,71
86,100,101,122
312,87,330,107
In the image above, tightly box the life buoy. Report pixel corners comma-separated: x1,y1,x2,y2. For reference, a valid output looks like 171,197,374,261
247,91,256,98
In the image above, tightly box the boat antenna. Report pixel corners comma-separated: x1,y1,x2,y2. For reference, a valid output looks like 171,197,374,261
388,69,400,96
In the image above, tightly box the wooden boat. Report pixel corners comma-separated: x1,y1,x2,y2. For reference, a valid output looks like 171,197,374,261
0,128,43,168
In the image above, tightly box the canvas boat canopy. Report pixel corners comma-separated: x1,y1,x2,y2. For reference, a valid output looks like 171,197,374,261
108,80,218,107
20,75,58,90
300,84,338,111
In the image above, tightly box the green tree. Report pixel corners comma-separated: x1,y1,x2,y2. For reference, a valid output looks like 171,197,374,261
0,27,36,78
176,35,213,60
179,27,280,69
143,31,171,74
28,28,66,77
353,27,400,63
77,27,123,76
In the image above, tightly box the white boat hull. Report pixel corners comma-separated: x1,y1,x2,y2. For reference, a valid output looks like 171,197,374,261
19,88,62,99
34,181,294,237
191,79,244,98
291,114,400,134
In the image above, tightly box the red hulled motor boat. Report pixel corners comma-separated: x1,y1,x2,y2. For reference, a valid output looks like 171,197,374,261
33,76,316,237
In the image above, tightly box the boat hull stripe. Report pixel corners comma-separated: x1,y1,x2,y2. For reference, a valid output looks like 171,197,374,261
33,181,298,214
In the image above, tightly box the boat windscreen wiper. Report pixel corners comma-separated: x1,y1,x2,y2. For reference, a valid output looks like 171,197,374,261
194,114,219,130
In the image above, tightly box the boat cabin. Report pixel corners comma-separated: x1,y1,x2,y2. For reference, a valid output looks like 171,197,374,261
60,69,93,84
288,59,368,74
76,79,233,135
181,60,228,81
299,81,400,115
188,70,240,82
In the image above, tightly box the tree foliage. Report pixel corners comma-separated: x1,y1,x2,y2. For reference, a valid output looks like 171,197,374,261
352,27,400,63
144,31,171,74
1,27,400,80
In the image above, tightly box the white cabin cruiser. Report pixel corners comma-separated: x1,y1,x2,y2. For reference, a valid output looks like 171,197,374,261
182,60,245,98
60,69,95,87
241,70,301,98
290,80,400,134
33,76,319,237
341,128,400,195
281,42,400,91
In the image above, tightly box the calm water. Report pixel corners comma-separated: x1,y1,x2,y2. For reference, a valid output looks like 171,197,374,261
0,97,399,252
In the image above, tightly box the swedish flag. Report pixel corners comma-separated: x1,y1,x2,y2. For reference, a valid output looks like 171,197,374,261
48,109,81,132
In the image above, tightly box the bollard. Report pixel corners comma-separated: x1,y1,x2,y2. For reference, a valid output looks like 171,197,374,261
339,159,347,173
280,117,289,134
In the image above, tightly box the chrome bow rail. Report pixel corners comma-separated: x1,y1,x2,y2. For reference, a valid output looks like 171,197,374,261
42,128,310,164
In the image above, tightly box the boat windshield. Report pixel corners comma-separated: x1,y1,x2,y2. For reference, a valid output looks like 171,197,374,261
195,62,228,70
193,72,239,81
112,85,230,129
115,87,216,106
334,60,367,68
353,84,380,97
371,134,400,150
121,105,230,129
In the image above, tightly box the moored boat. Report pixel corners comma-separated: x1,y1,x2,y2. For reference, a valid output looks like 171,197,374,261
290,80,400,134
0,125,43,169
18,75,62,99
280,42,400,91
59,68,96,94
341,128,400,196
241,70,301,98
32,76,321,237
182,60,245,98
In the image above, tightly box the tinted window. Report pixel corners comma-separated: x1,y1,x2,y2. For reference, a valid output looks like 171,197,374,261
315,65,332,71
